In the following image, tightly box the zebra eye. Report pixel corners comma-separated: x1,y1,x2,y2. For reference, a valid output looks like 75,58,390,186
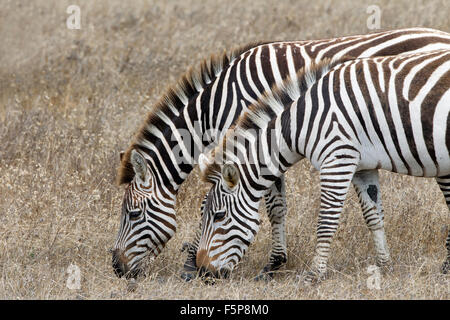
129,210,141,220
214,210,226,222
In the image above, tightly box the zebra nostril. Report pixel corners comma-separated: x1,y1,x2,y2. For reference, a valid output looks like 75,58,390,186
112,260,125,278
111,251,128,278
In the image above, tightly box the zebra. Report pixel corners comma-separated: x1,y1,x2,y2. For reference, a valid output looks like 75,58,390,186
195,49,450,283
111,28,450,281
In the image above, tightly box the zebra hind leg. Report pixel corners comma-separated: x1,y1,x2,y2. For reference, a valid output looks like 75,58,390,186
352,170,392,273
255,176,288,281
436,175,450,274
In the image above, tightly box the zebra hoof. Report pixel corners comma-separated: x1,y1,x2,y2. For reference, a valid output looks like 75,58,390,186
377,261,393,274
254,272,274,282
254,255,287,281
302,270,324,286
441,260,450,274
302,272,316,286
127,278,138,292
180,271,196,282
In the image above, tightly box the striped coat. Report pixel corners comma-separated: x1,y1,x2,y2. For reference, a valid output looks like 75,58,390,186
196,49,450,282
111,28,450,281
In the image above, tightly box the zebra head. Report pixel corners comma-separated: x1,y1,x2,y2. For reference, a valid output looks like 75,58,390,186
196,154,261,279
112,149,176,279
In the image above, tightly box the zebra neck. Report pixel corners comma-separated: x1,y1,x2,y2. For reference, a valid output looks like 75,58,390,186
235,114,303,196
264,112,305,178
142,116,197,194
144,81,247,194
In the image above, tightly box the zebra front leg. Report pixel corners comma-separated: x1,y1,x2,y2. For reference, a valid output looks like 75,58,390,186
180,225,201,281
352,170,392,271
304,152,359,284
436,175,450,274
180,195,207,281
255,176,288,281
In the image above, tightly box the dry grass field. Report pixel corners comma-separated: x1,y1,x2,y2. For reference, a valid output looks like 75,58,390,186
1,0,449,300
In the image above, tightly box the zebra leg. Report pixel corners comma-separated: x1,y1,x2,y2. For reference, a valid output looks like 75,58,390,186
304,153,359,284
352,170,391,271
180,195,208,281
180,221,202,282
436,175,450,274
255,176,288,281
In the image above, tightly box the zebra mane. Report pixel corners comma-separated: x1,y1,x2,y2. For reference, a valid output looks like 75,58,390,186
238,56,352,131
203,55,354,179
200,154,222,184
117,41,270,185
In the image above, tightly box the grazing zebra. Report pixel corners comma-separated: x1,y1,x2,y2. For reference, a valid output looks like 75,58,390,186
196,49,450,283
111,28,450,281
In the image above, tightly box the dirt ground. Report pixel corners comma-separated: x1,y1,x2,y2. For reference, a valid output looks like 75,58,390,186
0,0,449,299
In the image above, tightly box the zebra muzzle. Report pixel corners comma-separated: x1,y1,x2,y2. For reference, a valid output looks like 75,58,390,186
111,249,131,278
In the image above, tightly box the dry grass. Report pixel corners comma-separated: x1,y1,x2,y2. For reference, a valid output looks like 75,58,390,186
0,0,449,299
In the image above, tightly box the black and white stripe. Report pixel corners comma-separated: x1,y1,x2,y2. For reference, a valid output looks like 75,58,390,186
112,28,450,279
196,49,450,282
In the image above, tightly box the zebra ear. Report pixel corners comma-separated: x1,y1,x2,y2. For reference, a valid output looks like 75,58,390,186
221,163,240,190
130,149,149,182
119,150,125,162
